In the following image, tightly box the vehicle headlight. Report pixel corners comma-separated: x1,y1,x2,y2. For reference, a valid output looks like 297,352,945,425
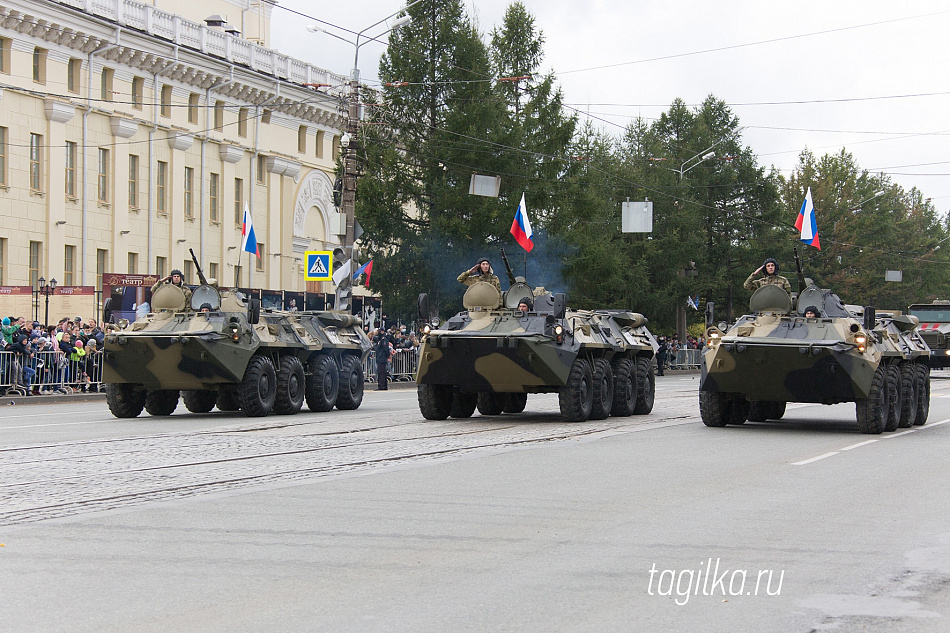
853,333,867,353
554,325,564,336
705,327,724,346
117,318,129,330
423,324,431,335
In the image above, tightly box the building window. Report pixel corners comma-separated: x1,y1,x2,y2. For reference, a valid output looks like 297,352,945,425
67,59,81,93
156,256,166,279
64,245,75,286
208,262,218,282
129,155,139,209
132,77,144,110
32,47,47,83
188,93,199,124
30,133,43,192
214,101,224,131
157,161,167,213
332,135,341,161
183,261,193,284
160,85,172,118
184,167,194,219
315,130,325,159
234,178,243,225
65,141,76,197
209,172,220,222
29,242,41,289
261,109,271,124
256,243,265,271
96,249,107,292
257,155,266,183
0,238,5,284
0,37,9,74
298,126,307,153
100,67,114,102
0,126,6,186
97,148,109,203
238,107,248,137
127,252,137,275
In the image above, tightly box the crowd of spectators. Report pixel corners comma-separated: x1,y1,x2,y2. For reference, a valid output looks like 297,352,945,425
1,315,105,395
366,322,421,383
656,334,705,373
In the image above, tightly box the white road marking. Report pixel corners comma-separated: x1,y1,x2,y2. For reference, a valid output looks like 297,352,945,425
882,429,916,439
792,452,839,466
839,440,878,451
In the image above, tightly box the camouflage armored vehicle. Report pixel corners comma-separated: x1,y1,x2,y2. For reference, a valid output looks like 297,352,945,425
699,272,931,434
102,252,370,418
416,254,658,422
907,300,950,368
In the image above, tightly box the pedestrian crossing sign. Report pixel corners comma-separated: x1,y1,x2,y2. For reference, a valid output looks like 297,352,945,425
305,251,332,281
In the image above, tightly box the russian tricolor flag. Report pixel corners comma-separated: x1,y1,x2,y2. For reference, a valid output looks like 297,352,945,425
795,187,821,250
241,203,260,258
510,193,533,252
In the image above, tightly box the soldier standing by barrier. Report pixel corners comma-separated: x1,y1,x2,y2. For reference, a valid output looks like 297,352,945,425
375,334,391,391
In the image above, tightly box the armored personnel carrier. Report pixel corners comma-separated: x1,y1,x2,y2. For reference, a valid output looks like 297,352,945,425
102,252,371,418
907,300,950,368
699,263,930,434
416,252,658,422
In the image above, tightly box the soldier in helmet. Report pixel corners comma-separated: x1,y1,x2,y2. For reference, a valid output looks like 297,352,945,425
744,257,791,294
517,297,533,312
151,269,193,302
457,257,501,292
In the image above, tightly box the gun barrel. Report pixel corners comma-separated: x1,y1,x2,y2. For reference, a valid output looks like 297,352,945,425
500,248,517,286
189,248,209,286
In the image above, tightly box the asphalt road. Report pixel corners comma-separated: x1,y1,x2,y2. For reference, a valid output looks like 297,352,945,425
3,372,950,632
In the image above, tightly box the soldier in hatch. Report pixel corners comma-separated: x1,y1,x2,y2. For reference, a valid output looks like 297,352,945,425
743,257,791,294
457,257,501,292
151,269,193,303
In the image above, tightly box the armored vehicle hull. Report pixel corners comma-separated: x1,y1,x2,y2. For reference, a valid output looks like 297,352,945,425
700,283,931,434
416,281,658,422
102,283,370,418
907,301,950,368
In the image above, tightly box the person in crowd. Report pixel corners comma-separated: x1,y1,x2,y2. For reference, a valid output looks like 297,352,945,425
744,257,792,293
2,316,20,346
83,339,101,392
9,332,36,394
374,333,392,391
655,337,669,376
32,337,53,392
457,257,501,291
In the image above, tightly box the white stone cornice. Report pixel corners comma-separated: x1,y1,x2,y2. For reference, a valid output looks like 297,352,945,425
44,99,75,123
265,155,301,179
219,144,244,164
110,116,138,138
166,131,194,151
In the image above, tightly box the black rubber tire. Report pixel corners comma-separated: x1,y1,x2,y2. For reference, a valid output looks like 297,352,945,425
502,393,528,414
335,355,365,411
883,364,902,432
769,401,787,420
239,355,277,417
914,364,930,426
729,398,750,425
216,386,241,411
633,357,655,414
305,355,339,412
856,366,888,434
898,362,918,428
610,357,637,417
182,389,217,413
589,358,615,420
559,358,593,422
476,393,505,416
273,356,305,415
748,401,769,422
450,392,478,418
145,389,179,416
699,391,730,427
106,383,145,418
418,384,453,420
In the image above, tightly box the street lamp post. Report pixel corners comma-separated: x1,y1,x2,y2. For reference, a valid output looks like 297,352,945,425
37,276,57,327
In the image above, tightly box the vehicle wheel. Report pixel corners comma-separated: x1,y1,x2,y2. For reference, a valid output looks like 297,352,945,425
769,401,787,420
418,384,453,420
748,401,769,422
898,362,918,428
699,391,730,427
305,355,339,412
633,357,655,414
729,398,750,425
559,358,593,422
588,358,615,420
476,393,505,416
610,357,637,417
145,389,179,416
239,355,277,417
856,366,888,434
273,356,305,415
883,364,902,432
182,389,217,413
336,355,365,411
502,393,528,414
106,383,145,418
216,386,241,411
914,364,930,426
450,392,478,418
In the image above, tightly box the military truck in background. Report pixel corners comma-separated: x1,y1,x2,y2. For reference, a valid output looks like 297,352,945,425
102,250,371,418
416,251,658,422
700,252,930,434
907,300,950,368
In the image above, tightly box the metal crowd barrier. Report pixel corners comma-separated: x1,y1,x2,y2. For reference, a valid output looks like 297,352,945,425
0,349,103,396
656,348,703,372
361,348,420,384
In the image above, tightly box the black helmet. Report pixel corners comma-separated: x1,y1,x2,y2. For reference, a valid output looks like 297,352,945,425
170,269,184,278
803,305,820,316
763,258,778,273
476,257,490,266
517,297,533,310
199,303,212,311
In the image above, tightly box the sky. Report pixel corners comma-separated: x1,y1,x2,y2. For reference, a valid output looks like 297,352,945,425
271,0,950,216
